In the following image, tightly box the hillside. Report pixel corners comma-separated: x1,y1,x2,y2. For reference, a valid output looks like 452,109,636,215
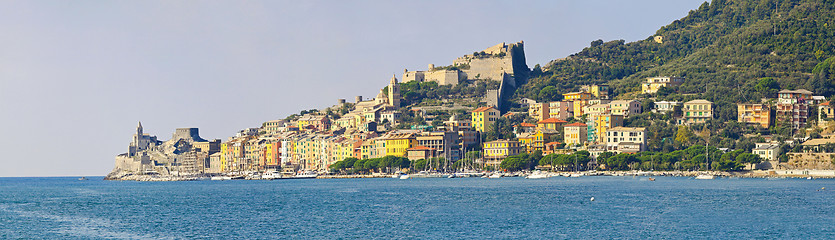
516,0,835,121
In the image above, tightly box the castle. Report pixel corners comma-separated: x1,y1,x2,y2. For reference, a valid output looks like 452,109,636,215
112,122,220,176
401,41,527,88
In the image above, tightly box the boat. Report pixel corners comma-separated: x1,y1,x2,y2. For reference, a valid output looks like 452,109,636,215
392,171,404,179
568,173,583,178
648,177,656,181
262,172,282,180
488,173,502,178
291,171,318,179
695,174,715,180
399,174,410,179
409,171,446,178
526,171,549,179
210,176,232,181
77,177,88,181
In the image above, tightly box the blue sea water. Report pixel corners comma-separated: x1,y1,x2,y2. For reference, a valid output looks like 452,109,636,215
1,176,834,239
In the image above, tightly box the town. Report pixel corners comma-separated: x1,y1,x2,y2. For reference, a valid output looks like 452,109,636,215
106,42,835,180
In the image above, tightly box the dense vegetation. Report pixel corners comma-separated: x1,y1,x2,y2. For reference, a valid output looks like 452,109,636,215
516,0,835,118
532,146,761,171
329,156,411,174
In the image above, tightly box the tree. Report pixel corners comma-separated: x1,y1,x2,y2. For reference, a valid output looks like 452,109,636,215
754,77,780,98
598,152,615,161
538,86,561,102
736,153,762,170
675,126,694,145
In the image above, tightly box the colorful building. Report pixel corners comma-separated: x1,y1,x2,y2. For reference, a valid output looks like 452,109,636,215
737,103,772,128
537,118,567,131
384,133,417,157
472,106,500,132
679,99,713,125
564,122,588,146
604,127,646,154
483,139,522,168
642,76,684,94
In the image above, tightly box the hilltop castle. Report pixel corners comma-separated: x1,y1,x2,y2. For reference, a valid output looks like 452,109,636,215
401,41,527,88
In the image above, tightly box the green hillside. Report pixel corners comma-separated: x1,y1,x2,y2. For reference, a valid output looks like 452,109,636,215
517,0,835,121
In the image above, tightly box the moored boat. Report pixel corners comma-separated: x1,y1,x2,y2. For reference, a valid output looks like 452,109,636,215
695,174,715,180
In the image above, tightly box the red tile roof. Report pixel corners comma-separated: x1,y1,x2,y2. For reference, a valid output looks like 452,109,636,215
515,122,536,127
822,101,830,106
473,106,497,112
537,118,568,124
545,142,563,145
565,122,587,127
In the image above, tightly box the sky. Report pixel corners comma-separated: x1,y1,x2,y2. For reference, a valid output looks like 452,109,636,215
0,0,709,177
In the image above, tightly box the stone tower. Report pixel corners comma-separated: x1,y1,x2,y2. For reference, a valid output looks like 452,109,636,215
388,74,400,108
137,121,143,136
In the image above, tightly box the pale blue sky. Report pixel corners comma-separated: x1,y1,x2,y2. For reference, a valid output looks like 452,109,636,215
0,0,708,177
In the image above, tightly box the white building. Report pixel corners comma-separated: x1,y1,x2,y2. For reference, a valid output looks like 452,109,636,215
753,142,780,161
604,127,646,153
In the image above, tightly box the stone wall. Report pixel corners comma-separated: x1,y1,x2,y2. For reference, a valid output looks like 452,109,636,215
786,153,835,170
424,69,461,86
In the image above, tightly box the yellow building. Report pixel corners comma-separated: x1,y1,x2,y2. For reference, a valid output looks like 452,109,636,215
472,106,500,132
528,102,549,121
563,91,593,116
537,118,567,131
581,84,610,99
679,99,713,125
564,122,588,146
483,140,522,167
518,130,554,153
737,103,772,128
642,76,684,94
594,114,624,143
384,133,417,157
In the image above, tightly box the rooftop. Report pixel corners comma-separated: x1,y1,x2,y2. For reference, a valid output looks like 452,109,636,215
538,118,568,124
778,89,813,95
565,122,588,127
473,106,498,112
685,99,712,104
608,127,646,132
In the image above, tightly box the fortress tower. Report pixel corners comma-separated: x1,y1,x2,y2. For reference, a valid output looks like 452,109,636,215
388,74,400,108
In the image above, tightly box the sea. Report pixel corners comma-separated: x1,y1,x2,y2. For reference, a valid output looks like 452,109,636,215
1,176,834,239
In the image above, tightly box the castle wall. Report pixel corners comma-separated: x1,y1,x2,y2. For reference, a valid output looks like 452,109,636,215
458,57,514,82
403,71,424,83
172,128,207,142
424,70,460,86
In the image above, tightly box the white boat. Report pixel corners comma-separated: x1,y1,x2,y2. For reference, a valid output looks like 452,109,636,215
526,171,549,179
262,172,281,180
410,171,446,178
77,177,88,181
399,174,410,179
210,176,232,181
488,173,502,178
392,171,404,179
695,174,715,180
569,173,583,178
526,174,548,179
291,171,318,179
